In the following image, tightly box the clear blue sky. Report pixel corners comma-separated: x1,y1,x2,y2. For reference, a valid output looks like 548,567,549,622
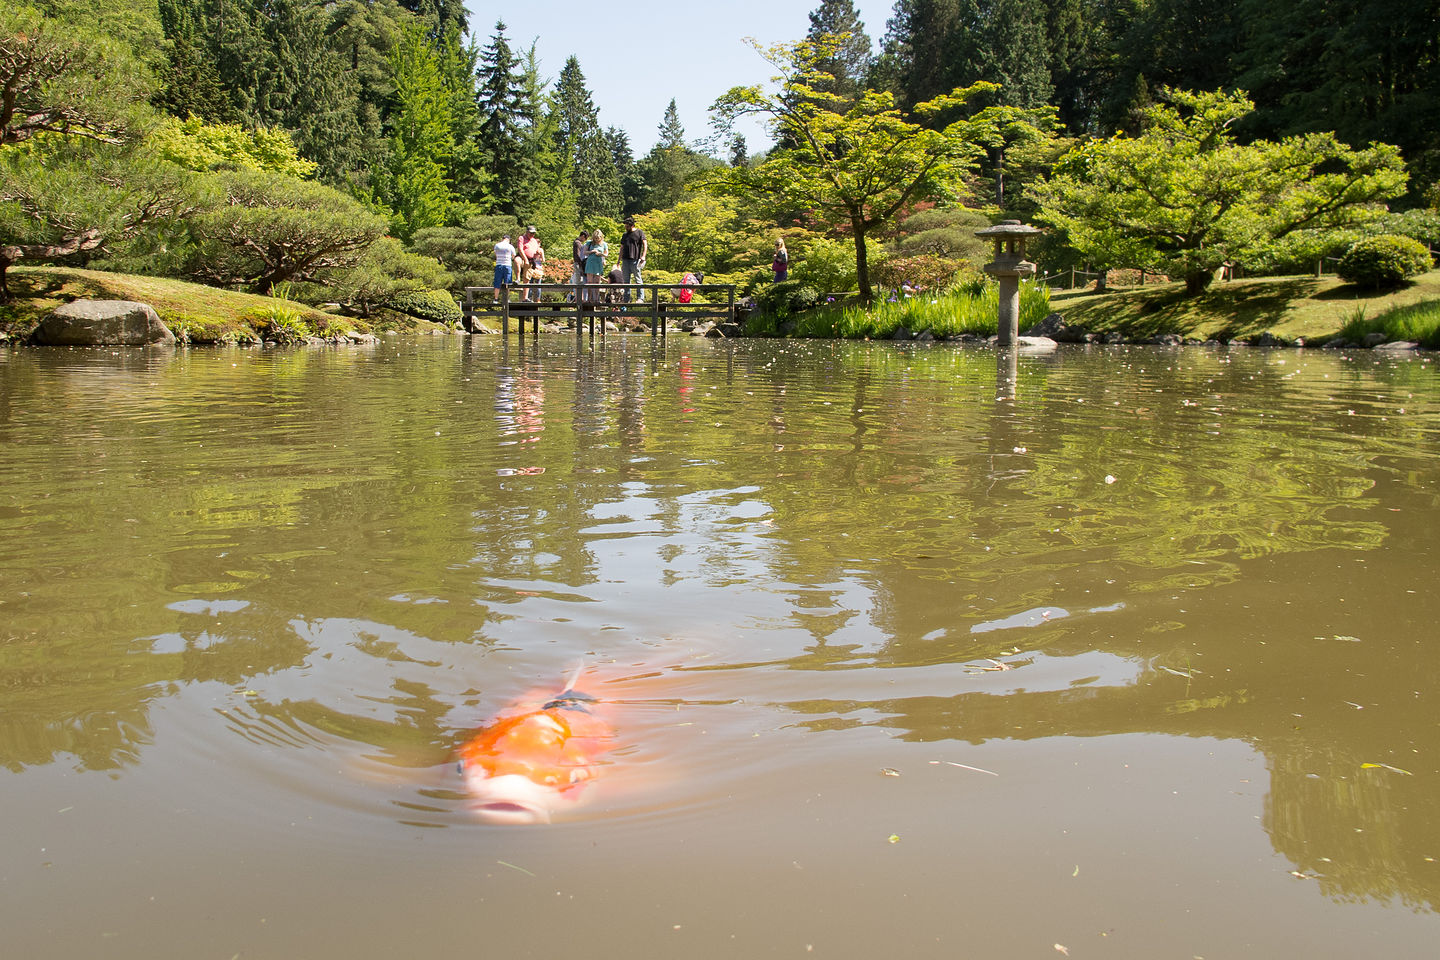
462,1,897,154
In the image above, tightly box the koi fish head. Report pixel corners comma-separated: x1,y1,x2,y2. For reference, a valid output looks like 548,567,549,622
463,772,559,825
457,693,613,825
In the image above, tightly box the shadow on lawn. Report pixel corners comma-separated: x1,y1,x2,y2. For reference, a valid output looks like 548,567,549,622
1108,277,1329,339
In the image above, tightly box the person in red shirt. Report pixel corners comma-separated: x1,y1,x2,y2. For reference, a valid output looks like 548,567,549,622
518,226,542,301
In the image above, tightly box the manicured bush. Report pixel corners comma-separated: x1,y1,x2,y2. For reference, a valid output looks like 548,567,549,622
755,280,819,318
389,288,461,325
1337,235,1432,288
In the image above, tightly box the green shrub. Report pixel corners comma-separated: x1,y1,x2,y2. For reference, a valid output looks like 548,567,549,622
1337,234,1432,288
791,238,861,293
389,288,461,325
244,284,312,341
755,280,820,318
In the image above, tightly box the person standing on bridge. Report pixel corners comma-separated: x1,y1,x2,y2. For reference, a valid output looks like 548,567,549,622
518,226,542,302
493,234,516,301
584,229,608,303
571,229,589,297
619,216,647,302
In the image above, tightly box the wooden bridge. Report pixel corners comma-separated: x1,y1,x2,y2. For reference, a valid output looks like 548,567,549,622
463,282,738,337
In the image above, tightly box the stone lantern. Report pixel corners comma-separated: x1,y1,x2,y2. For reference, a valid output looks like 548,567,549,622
976,220,1043,346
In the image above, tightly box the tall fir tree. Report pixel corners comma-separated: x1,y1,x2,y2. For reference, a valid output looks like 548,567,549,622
976,0,1054,108
550,56,621,220
474,21,531,214
518,43,578,240
606,126,645,217
376,18,456,240
656,99,686,150
805,0,874,103
636,100,718,213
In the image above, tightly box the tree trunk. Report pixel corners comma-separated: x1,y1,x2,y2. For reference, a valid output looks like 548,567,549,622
993,146,1005,209
853,219,872,305
0,233,104,301
1184,269,1212,296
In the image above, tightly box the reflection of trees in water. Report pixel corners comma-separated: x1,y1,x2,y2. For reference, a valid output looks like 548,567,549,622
6,342,1438,907
0,610,309,772
1266,751,1438,910
774,599,1440,913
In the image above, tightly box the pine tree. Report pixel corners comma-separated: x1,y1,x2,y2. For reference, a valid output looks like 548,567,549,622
607,126,645,217
974,0,1053,108
397,0,469,36
656,99,686,150
515,44,578,237
153,0,236,122
377,19,456,239
636,100,718,213
805,0,874,103
474,21,530,214
550,57,621,220
880,0,984,111
729,134,748,168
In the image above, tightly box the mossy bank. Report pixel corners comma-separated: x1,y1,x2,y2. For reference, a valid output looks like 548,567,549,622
0,267,464,345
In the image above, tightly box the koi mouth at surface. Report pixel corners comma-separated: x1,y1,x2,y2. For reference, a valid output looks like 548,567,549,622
468,799,552,825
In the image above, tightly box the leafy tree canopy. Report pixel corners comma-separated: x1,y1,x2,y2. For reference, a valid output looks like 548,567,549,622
709,36,1018,303
185,169,388,294
148,117,318,178
1030,88,1410,294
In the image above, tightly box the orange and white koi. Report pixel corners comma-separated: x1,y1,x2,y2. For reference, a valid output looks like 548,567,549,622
456,677,615,825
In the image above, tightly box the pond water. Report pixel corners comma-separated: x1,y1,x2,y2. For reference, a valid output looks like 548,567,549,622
2,336,1439,958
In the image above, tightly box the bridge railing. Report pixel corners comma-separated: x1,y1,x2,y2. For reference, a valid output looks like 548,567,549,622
462,283,738,337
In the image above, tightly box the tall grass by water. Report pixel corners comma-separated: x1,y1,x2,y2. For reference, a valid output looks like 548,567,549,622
1338,299,1440,348
757,279,1051,339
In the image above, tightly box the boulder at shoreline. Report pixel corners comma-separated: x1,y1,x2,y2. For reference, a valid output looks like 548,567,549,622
32,300,176,346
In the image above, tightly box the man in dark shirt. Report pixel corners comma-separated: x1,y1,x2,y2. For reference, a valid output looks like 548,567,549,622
571,230,589,290
619,216,647,302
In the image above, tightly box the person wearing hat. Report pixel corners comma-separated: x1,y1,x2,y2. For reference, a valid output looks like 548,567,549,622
619,216,647,303
518,226,541,302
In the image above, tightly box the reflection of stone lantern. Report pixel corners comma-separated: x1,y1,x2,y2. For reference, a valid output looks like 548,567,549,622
976,220,1042,346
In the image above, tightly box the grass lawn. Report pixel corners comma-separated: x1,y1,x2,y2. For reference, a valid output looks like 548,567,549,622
1048,270,1440,341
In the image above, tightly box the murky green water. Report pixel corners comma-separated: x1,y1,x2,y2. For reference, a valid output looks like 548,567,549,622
3,337,1439,958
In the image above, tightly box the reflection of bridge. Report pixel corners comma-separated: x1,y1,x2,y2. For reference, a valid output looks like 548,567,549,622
462,283,737,337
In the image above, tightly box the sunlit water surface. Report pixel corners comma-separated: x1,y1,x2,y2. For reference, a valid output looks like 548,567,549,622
3,337,1439,958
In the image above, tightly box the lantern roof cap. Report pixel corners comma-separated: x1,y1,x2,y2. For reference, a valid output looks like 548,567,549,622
975,219,1043,238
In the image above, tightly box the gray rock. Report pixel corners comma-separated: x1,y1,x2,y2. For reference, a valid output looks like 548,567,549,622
1024,311,1092,343
1362,332,1388,347
1023,312,1068,337
32,300,174,346
1373,340,1419,352
915,329,935,342
1015,335,1058,352
890,326,913,341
